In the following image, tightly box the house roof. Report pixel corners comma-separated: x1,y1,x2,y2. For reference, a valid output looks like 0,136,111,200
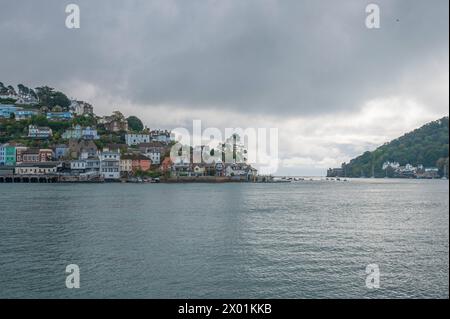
22,148,40,154
138,141,167,148
16,162,61,168
105,143,127,151
121,153,150,161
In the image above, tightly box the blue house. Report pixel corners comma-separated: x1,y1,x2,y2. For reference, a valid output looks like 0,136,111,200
0,105,18,119
14,110,38,121
55,145,69,159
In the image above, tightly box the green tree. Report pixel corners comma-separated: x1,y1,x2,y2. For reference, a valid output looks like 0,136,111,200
17,84,30,95
127,116,144,132
30,115,49,127
7,85,16,95
35,86,71,109
343,117,449,177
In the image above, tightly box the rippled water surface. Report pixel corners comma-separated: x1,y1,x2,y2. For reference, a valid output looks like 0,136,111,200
0,179,448,298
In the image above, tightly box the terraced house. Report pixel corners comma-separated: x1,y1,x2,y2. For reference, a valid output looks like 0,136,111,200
120,154,151,176
62,125,99,140
125,133,150,146
0,144,16,166
100,151,121,180
28,125,52,138
14,162,60,175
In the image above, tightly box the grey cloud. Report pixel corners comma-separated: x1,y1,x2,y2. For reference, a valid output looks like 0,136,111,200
0,0,448,117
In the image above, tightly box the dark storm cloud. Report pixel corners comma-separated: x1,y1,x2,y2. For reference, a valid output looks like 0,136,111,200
0,0,448,116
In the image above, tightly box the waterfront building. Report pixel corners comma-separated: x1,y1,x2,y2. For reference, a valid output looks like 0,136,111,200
28,125,52,138
22,149,40,163
15,146,28,164
85,157,101,173
131,154,151,172
0,144,16,166
382,161,400,170
215,161,225,176
100,151,121,180
15,162,60,175
416,167,440,179
193,165,206,176
120,156,133,175
21,148,53,163
225,164,258,180
125,133,150,146
120,154,152,174
160,157,172,174
68,157,101,175
171,157,192,176
394,164,417,178
70,160,87,172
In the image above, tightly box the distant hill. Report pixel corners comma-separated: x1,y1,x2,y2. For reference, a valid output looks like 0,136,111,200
339,116,449,178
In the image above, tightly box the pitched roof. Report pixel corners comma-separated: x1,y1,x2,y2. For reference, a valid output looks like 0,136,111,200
121,153,150,161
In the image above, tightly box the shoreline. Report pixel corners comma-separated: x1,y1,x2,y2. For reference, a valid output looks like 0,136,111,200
1,174,447,184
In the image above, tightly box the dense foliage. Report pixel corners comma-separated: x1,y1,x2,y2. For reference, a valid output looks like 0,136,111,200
35,86,71,109
343,117,449,177
126,116,144,132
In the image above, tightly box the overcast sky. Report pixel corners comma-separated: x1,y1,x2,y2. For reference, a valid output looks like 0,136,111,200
1,0,448,175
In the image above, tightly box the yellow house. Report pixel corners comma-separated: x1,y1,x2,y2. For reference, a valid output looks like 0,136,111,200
120,157,132,174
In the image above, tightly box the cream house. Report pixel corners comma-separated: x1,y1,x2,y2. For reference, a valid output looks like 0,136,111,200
15,162,60,175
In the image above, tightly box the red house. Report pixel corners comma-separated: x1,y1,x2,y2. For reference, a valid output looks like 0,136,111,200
131,154,152,172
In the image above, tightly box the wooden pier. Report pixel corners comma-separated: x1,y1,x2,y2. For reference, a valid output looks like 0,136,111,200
0,174,59,183
0,174,103,183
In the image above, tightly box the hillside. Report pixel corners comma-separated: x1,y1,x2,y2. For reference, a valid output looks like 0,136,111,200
341,116,449,178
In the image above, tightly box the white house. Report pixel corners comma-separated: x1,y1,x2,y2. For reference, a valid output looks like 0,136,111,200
225,164,257,179
70,100,94,116
85,157,101,173
382,161,400,170
125,133,151,146
149,130,173,143
144,151,161,165
28,125,52,138
70,160,87,171
62,125,99,140
171,156,191,176
14,162,60,175
100,151,121,180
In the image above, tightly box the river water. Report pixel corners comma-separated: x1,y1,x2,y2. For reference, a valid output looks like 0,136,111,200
0,179,448,298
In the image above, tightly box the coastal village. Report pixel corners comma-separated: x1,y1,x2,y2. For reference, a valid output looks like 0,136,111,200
1,82,447,183
0,82,260,183
327,163,443,179
326,116,449,180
